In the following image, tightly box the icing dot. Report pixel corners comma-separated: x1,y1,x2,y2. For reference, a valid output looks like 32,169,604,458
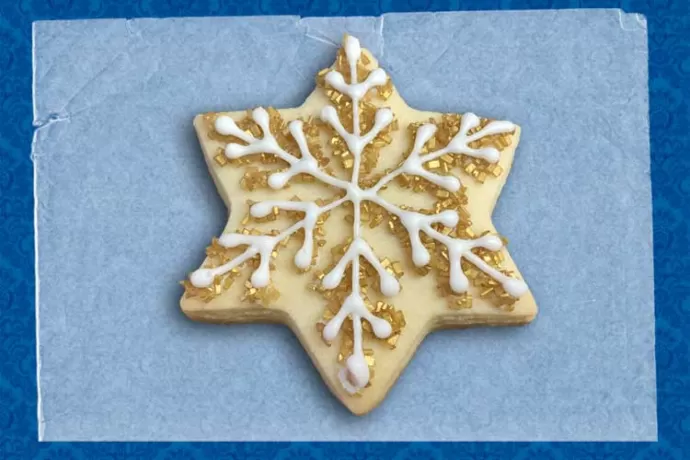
289,119,303,133
369,316,392,339
251,107,269,128
462,112,480,130
268,172,289,189
294,248,311,269
250,202,272,218
320,105,338,124
325,71,346,89
375,108,393,125
345,354,369,389
344,35,361,65
479,235,503,251
214,116,237,136
416,124,437,146
379,275,400,297
439,175,461,192
322,318,340,342
450,272,469,293
503,278,528,297
438,210,459,228
412,246,431,267
338,367,358,394
367,68,387,86
250,266,270,288
190,269,214,288
478,147,500,163
321,270,341,290
218,234,241,247
224,143,243,159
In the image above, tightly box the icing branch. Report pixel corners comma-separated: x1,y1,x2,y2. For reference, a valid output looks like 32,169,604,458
324,33,386,104
321,238,401,297
322,35,390,184
320,106,394,160
324,290,392,392
216,107,297,165
251,199,332,269
215,109,350,190
370,198,528,298
320,238,397,392
371,114,517,193
189,199,342,289
436,112,516,164
425,227,528,297
362,111,523,297
325,67,387,101
316,35,398,393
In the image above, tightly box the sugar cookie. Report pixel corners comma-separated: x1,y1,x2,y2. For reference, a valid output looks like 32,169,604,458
181,35,537,415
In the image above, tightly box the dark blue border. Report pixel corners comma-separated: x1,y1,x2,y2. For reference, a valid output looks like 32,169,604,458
2,0,688,458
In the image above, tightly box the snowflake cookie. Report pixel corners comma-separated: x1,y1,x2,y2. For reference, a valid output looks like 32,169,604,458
181,35,537,414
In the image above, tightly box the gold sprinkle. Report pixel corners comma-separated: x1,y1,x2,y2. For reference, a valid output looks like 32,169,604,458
214,153,228,166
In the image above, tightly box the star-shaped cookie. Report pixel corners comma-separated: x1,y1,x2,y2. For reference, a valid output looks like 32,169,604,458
181,35,537,415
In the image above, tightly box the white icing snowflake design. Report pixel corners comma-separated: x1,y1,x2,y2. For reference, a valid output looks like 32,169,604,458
188,35,528,393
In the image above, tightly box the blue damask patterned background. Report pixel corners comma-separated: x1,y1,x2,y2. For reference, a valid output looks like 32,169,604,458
1,0,688,458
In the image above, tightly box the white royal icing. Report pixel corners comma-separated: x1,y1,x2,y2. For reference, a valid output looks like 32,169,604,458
192,35,527,393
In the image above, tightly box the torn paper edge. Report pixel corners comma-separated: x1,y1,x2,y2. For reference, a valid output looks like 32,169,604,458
618,9,647,31
32,22,45,441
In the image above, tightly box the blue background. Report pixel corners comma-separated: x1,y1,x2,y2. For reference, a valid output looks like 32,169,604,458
1,0,688,458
